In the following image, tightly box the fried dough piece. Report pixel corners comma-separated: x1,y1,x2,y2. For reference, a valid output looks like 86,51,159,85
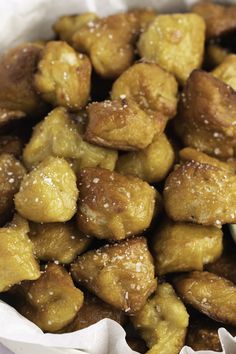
61,293,126,332
179,147,234,173
0,153,25,225
76,168,157,240
0,43,45,116
153,218,223,275
71,237,157,313
23,107,117,171
138,14,205,84
34,41,91,110
53,13,98,44
192,1,236,39
0,136,23,157
212,54,236,91
174,271,236,326
175,70,236,158
0,214,40,292
163,161,236,226
16,264,84,332
15,156,78,223
85,99,160,151
111,62,178,121
131,283,189,354
29,221,91,264
72,13,134,78
116,134,175,183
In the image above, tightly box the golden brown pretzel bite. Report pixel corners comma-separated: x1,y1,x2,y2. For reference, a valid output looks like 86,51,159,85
0,43,46,117
175,70,236,158
71,237,157,313
15,263,84,332
174,271,236,326
34,41,91,110
111,62,178,121
72,13,137,78
29,221,91,264
85,99,161,151
138,14,205,84
164,161,236,226
131,283,189,354
0,214,40,292
15,156,78,223
23,107,117,171
76,167,157,240
153,218,223,275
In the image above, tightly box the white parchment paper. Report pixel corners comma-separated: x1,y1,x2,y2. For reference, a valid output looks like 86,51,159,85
0,0,236,353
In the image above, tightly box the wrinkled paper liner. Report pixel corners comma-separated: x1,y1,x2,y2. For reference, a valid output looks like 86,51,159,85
0,0,235,353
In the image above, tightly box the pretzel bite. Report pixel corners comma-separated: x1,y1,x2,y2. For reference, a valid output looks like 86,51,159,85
53,13,98,44
61,293,126,332
153,218,223,275
206,43,229,68
212,54,236,90
0,214,40,292
72,14,134,78
71,237,157,313
16,263,83,332
179,147,234,173
111,62,178,121
0,136,23,157
164,161,236,226
76,168,157,240
131,283,189,354
15,156,78,223
34,41,91,110
116,134,175,183
138,14,205,84
174,271,236,326
175,70,236,158
192,1,236,39
29,221,91,264
23,107,117,171
0,43,45,116
85,99,160,151
0,154,25,225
